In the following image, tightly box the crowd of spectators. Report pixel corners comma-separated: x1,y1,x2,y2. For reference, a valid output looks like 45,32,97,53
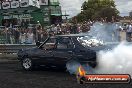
0,25,48,44
0,20,94,44
1,18,132,44
47,21,92,36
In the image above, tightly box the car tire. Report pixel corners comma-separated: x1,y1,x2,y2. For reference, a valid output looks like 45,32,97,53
21,57,34,71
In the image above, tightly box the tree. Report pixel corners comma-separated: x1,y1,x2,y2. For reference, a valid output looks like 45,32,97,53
98,7,119,22
76,0,119,22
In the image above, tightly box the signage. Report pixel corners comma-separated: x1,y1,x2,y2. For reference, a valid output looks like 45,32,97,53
2,2,10,9
20,0,29,7
0,0,41,9
12,15,19,19
44,7,49,10
4,16,12,19
39,0,49,5
50,6,61,14
44,17,50,22
19,14,31,18
29,0,40,8
11,1,19,8
44,13,49,16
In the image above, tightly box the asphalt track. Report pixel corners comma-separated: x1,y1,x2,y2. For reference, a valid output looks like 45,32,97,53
0,59,131,88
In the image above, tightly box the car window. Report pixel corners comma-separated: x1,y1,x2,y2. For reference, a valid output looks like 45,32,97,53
42,38,56,50
46,38,56,43
57,37,73,49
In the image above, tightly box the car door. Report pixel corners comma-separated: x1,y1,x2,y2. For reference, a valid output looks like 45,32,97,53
52,37,74,66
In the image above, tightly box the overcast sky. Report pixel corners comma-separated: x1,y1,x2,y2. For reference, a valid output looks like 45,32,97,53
59,0,132,18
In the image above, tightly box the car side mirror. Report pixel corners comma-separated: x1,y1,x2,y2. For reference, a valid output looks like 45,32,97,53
36,41,41,47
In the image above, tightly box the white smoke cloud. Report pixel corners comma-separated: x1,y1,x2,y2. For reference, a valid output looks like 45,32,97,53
95,42,132,76
66,22,132,78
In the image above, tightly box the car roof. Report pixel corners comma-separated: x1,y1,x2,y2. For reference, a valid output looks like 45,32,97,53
55,33,92,37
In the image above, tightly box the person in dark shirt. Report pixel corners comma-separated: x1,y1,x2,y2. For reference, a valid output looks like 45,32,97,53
14,28,20,44
71,24,78,34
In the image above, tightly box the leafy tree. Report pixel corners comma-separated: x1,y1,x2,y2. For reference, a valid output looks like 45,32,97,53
76,0,119,22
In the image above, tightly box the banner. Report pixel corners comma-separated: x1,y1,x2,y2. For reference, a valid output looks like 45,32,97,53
19,14,31,18
20,0,29,7
2,2,10,9
12,15,19,19
44,17,50,22
11,1,19,8
39,0,49,5
29,0,40,8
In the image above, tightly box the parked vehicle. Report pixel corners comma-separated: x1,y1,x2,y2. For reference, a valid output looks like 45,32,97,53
17,34,100,71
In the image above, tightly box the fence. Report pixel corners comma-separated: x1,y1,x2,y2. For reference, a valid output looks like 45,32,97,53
0,44,36,58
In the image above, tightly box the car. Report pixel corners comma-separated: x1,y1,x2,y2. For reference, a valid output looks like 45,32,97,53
17,34,100,71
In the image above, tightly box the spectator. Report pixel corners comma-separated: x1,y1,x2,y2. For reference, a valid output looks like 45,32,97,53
71,24,78,34
37,28,43,42
42,29,48,41
20,29,26,44
6,28,12,44
26,29,34,44
56,24,62,35
126,23,132,42
14,28,20,44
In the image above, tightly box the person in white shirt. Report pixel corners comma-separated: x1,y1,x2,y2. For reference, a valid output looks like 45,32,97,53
26,29,34,44
20,29,26,44
126,23,132,42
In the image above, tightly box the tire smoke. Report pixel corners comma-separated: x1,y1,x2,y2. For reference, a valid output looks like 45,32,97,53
66,60,81,74
95,42,132,77
66,22,132,77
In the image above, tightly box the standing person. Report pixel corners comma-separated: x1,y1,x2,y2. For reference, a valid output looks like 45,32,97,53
71,23,78,34
56,24,62,35
37,27,43,42
77,24,82,33
86,22,91,32
66,24,72,34
26,29,34,44
20,29,26,44
2,28,11,44
42,28,48,41
21,19,25,28
113,24,123,42
14,28,20,44
126,23,132,42
61,24,66,34
51,24,57,35
53,25,58,35
81,24,88,33
7,28,12,44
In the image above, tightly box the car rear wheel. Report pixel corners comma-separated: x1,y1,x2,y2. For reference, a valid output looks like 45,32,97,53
21,58,34,71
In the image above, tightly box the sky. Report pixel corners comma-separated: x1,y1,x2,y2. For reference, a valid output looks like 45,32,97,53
59,0,132,18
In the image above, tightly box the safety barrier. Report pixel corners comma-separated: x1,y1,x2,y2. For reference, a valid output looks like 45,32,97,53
0,44,36,58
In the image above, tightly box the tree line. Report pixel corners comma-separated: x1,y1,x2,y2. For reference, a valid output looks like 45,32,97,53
72,0,120,23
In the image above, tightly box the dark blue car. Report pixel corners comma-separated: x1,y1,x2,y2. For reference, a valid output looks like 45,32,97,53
17,34,99,71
